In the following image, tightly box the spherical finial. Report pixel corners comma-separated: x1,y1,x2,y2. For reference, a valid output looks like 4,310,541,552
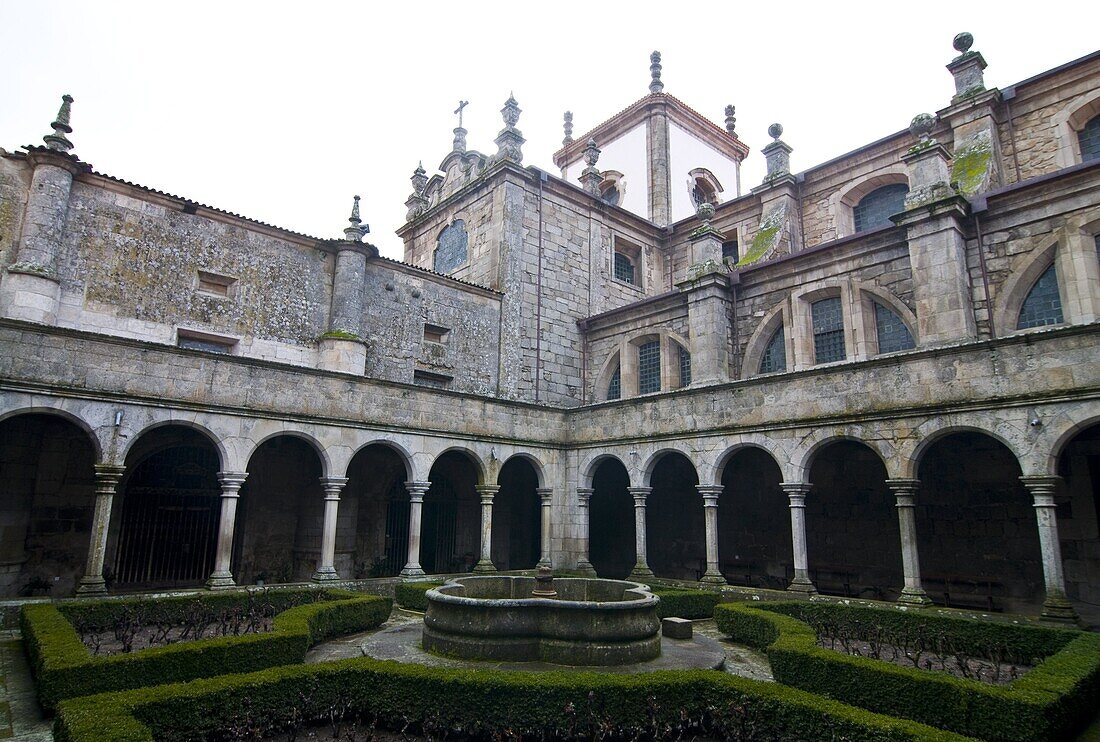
952,32,974,54
768,123,783,141
696,201,715,222
909,113,937,143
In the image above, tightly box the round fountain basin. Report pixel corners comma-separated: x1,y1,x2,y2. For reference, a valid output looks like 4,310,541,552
422,576,661,666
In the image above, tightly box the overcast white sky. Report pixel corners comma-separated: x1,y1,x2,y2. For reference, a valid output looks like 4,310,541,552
2,2,1097,259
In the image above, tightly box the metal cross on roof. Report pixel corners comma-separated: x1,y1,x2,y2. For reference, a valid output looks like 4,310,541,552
454,100,469,128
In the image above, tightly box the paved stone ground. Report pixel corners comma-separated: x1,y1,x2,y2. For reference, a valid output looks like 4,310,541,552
0,639,51,741
306,609,772,681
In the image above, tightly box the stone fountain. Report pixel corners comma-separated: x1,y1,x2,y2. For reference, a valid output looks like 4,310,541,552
421,569,661,665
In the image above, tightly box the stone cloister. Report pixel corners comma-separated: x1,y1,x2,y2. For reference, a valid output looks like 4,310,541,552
3,378,1097,621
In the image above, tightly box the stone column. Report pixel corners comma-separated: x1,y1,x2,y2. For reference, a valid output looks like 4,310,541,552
628,486,653,578
74,464,126,596
400,482,430,578
781,483,816,594
206,472,248,590
576,487,596,575
1020,476,1079,624
697,485,725,584
312,477,348,583
537,487,553,568
886,479,932,605
474,484,499,573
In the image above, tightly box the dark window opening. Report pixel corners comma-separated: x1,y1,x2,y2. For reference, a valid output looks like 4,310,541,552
606,366,621,400
811,297,846,363
722,239,739,262
678,344,691,387
853,183,908,233
638,340,661,394
1017,264,1064,329
1079,114,1100,163
759,326,786,374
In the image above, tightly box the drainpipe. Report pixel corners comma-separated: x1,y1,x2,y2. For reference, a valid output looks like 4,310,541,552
1003,86,1023,185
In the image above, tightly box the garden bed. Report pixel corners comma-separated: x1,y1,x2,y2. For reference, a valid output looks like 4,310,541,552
714,600,1100,741
22,587,391,710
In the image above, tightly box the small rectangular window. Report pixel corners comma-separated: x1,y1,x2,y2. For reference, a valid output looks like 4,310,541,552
413,369,453,387
424,323,450,344
196,270,237,298
721,239,739,263
612,236,642,287
638,339,661,394
613,252,636,284
678,345,691,388
177,329,237,354
811,297,846,364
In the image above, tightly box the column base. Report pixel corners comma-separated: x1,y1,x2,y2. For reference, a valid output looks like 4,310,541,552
536,558,552,569
629,564,654,580
786,577,817,596
700,569,726,585
575,560,597,577
400,564,425,579
1040,595,1081,626
473,559,496,574
74,576,107,597
311,567,341,583
205,572,237,590
897,587,933,606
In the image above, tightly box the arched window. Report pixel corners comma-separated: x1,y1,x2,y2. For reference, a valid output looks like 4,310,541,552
1017,264,1064,329
759,327,786,374
1079,114,1100,163
434,219,468,274
677,344,691,388
873,301,915,353
638,339,661,394
853,184,908,233
606,366,621,400
688,168,723,208
599,171,625,206
811,297,846,363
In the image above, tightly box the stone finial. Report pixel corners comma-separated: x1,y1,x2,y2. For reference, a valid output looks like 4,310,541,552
411,161,428,195
909,113,938,146
43,94,75,152
502,94,521,127
562,111,574,146
494,93,525,163
953,32,974,55
649,51,664,93
579,139,603,196
762,123,792,182
724,105,736,135
696,201,715,226
946,31,986,100
343,195,368,241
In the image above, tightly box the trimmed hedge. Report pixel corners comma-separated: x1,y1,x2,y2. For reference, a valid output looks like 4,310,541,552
648,586,722,619
393,580,442,612
714,601,1100,741
22,588,391,710
55,653,973,742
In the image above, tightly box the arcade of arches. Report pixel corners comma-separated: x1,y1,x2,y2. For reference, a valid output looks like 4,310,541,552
2,411,1098,623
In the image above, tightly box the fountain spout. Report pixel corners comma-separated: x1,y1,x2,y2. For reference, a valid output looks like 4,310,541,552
530,565,558,598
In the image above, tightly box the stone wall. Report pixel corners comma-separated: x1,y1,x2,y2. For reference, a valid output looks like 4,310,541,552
0,155,29,271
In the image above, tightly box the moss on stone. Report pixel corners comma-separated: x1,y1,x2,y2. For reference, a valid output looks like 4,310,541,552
738,223,779,267
318,329,361,342
950,135,993,197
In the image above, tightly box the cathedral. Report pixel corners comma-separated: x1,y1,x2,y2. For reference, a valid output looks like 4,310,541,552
1,32,1098,626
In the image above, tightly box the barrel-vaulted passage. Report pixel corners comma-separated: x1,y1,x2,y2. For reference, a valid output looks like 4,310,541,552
422,575,661,665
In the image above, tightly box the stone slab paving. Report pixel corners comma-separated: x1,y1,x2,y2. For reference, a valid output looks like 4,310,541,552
0,640,51,741
306,612,772,681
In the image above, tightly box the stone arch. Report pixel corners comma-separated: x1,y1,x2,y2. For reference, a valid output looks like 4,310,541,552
588,455,634,579
831,167,909,238
713,440,785,486
346,438,415,481
641,446,698,487
0,406,103,462
430,446,486,485
498,452,545,488
1045,412,1100,476
905,422,1024,480
717,443,790,589
792,433,891,482
121,418,228,472
646,450,703,579
1053,87,1100,168
344,442,415,579
580,452,631,489
594,349,621,401
243,429,331,479
992,233,1062,334
854,280,919,356
493,455,542,570
742,299,791,377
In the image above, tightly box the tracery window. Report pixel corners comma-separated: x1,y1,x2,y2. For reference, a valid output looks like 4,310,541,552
638,340,661,394
1079,114,1100,163
811,297,846,363
1017,264,1064,329
853,184,908,233
606,366,621,400
434,219,468,274
873,301,915,354
759,326,786,374
678,344,691,388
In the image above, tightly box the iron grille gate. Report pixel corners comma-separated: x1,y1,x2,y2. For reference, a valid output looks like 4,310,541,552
422,479,459,573
381,480,410,576
113,486,219,586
